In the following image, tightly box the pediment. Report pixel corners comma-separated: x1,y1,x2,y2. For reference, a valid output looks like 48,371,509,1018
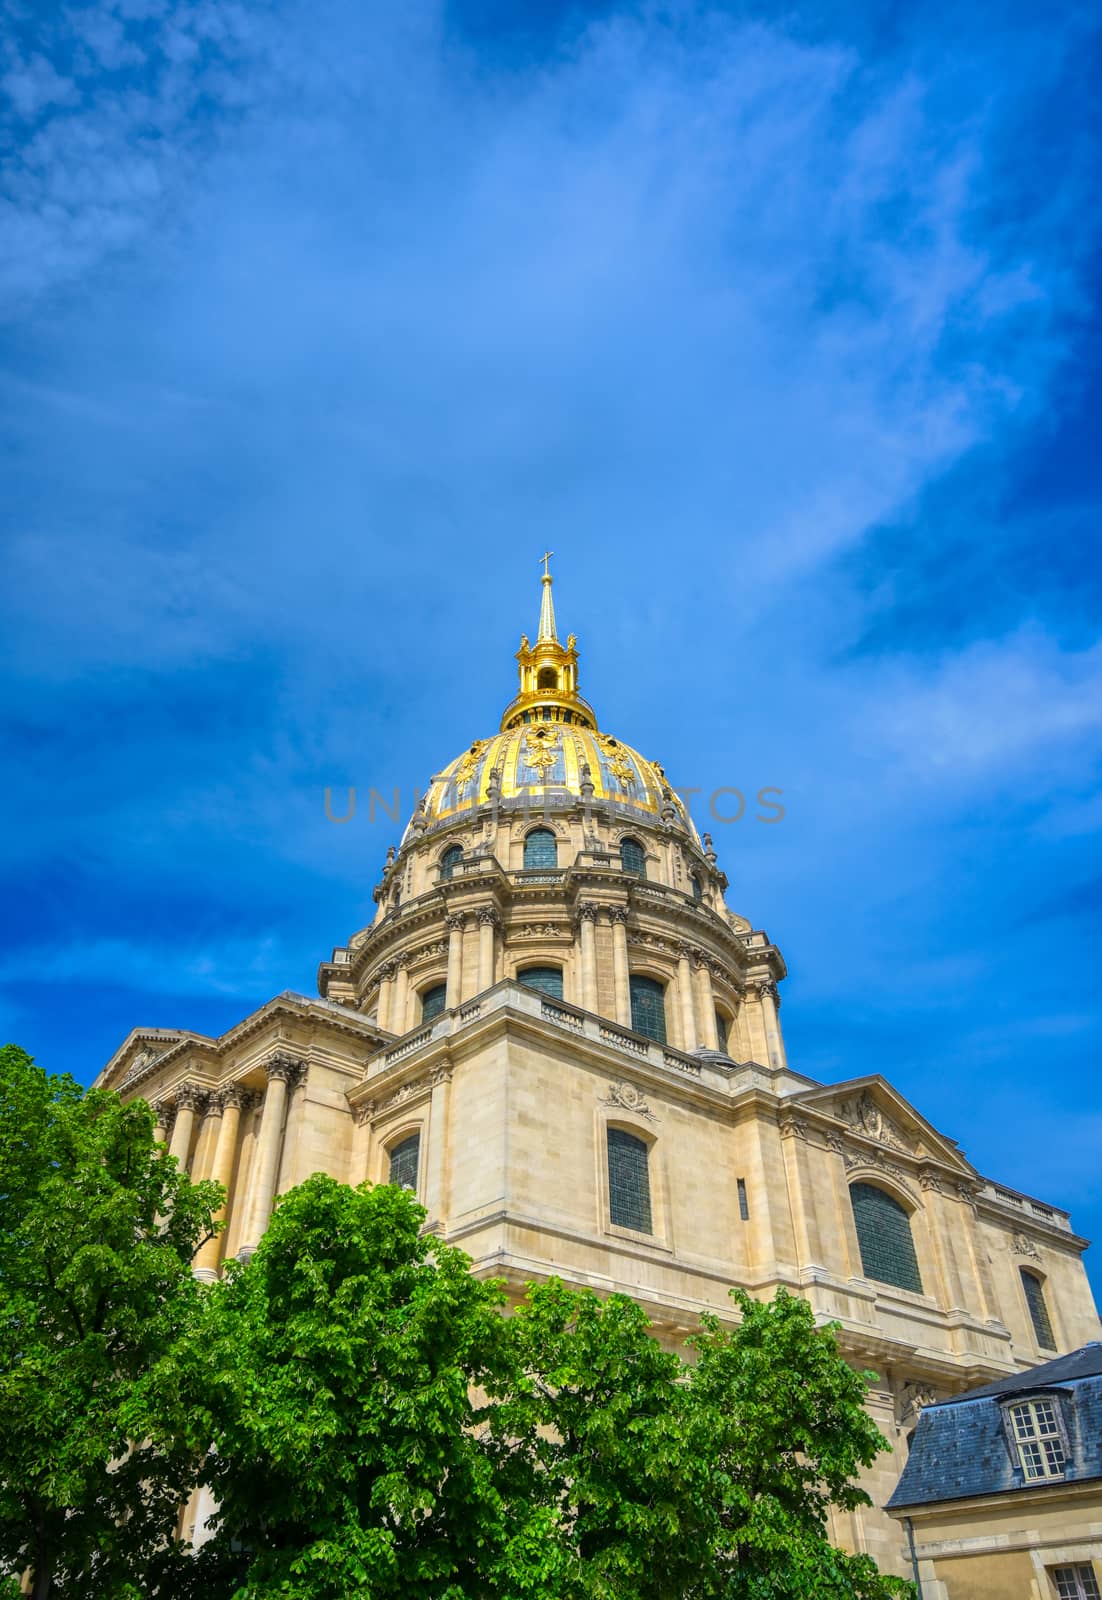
793,1075,977,1180
97,1028,188,1093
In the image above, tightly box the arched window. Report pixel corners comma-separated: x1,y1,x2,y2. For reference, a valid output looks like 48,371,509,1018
620,837,646,878
537,667,558,690
1021,1269,1056,1350
518,966,564,1000
524,828,558,869
849,1182,923,1293
388,1133,420,1192
607,1127,652,1233
421,983,447,1022
439,844,463,881
690,873,702,901
714,1010,729,1054
629,975,667,1045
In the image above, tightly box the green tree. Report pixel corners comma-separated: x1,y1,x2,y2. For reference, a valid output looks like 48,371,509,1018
159,1173,521,1599
0,1044,223,1600
167,1176,909,1600
495,1280,911,1600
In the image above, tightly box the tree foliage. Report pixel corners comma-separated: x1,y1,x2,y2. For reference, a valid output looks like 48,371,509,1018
0,1045,222,1600
157,1174,911,1600
1,1047,911,1600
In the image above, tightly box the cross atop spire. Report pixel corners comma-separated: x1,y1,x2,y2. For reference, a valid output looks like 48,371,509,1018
537,551,557,643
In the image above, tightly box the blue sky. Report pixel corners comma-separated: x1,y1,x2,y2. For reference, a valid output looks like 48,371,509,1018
2,0,1101,1292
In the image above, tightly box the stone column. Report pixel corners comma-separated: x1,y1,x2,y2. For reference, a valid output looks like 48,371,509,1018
608,906,632,1027
692,951,720,1050
193,1085,251,1281
152,1100,172,1145
677,943,698,1051
422,1065,452,1229
376,960,396,1031
445,913,466,1009
392,955,410,1034
920,1171,966,1310
167,1084,204,1169
349,1103,374,1186
239,1055,303,1257
476,907,499,992
575,903,599,1013
780,1112,825,1269
756,979,786,1069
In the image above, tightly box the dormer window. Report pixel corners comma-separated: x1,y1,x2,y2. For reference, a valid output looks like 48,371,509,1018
1006,1397,1067,1481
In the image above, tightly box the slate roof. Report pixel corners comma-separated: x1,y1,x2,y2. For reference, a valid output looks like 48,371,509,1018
888,1344,1102,1511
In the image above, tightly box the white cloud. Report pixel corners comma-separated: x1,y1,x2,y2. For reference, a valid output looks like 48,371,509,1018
2,52,76,117
856,629,1102,783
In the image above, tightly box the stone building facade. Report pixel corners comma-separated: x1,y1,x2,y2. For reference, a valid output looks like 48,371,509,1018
888,1343,1102,1598
97,567,1101,1577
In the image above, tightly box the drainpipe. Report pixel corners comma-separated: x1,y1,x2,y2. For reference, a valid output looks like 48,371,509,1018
903,1516,923,1597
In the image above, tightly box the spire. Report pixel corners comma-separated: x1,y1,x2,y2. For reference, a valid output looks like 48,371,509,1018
537,550,557,643
502,556,597,731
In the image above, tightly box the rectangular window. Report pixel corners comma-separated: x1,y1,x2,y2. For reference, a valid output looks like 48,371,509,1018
1008,1398,1066,1481
1052,1567,1101,1600
737,1178,749,1221
607,1127,653,1234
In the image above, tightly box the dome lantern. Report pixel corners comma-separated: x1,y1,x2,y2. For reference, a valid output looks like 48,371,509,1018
500,555,598,732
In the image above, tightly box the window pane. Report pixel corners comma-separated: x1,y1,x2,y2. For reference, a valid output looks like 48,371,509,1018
388,1133,420,1192
629,975,667,1044
607,1128,652,1233
849,1182,923,1293
1053,1568,1101,1600
620,837,646,877
715,1011,728,1053
421,983,447,1021
519,966,564,999
1021,1269,1056,1349
690,874,702,901
523,828,558,869
1009,1401,1065,1480
440,845,463,881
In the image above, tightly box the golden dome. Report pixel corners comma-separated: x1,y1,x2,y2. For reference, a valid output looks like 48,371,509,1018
411,560,693,834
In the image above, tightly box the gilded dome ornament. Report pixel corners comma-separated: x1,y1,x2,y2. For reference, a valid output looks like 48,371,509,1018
454,739,492,790
522,725,562,775
405,559,697,842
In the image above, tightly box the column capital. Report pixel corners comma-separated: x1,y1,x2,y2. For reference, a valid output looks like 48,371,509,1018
689,944,709,969
174,1082,208,1113
376,958,398,982
216,1082,256,1113
444,911,467,933
476,905,501,928
574,901,600,925
677,940,695,962
752,978,780,1007
606,904,629,926
152,1098,175,1128
265,1052,306,1087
